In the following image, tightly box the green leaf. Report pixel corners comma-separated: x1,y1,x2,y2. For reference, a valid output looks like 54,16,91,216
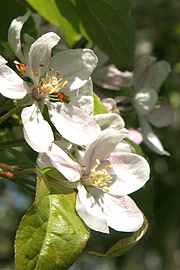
0,0,36,41
27,0,81,47
15,174,89,270
93,94,108,115
76,0,134,70
88,216,148,257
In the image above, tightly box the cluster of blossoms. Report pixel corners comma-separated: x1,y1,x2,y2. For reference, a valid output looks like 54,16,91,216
0,13,151,233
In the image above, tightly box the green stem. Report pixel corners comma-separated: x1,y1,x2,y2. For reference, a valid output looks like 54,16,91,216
0,106,21,124
0,168,37,187
0,138,26,150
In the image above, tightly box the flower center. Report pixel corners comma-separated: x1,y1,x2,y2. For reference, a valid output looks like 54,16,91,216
87,159,112,192
31,65,69,102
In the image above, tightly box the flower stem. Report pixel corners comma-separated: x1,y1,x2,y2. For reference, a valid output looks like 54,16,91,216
0,105,21,124
0,138,26,150
0,163,21,172
0,167,37,191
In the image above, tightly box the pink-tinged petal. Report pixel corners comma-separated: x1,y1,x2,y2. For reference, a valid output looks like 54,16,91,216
76,185,109,233
93,64,133,90
21,103,54,153
133,87,158,116
126,128,143,145
26,32,60,79
46,143,81,182
94,113,125,131
100,153,150,196
8,12,30,63
0,58,28,99
102,193,144,232
49,49,98,90
48,102,101,146
139,115,170,156
84,129,128,173
148,102,175,127
134,56,171,91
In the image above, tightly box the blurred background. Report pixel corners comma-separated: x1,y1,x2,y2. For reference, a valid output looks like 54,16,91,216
0,0,180,269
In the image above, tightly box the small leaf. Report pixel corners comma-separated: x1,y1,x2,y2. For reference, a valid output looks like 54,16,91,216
88,216,148,257
27,0,81,47
93,94,108,115
76,0,134,70
15,174,89,270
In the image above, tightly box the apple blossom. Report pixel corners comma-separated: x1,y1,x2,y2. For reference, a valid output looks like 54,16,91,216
38,130,150,234
93,53,173,155
0,13,100,152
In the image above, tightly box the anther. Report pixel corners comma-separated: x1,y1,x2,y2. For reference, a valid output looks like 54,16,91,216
39,64,44,67
35,72,39,76
43,90,47,95
56,71,60,77
62,80,68,87
37,84,41,89
58,98,63,103
49,68,53,71
57,93,63,98
14,62,26,74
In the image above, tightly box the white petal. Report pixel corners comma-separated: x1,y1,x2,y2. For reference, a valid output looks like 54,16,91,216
102,193,144,232
8,12,30,63
48,102,101,146
134,87,158,116
46,143,81,182
21,103,54,152
79,77,93,97
0,59,28,99
49,48,98,90
100,153,150,196
134,56,171,91
37,153,54,169
94,113,125,131
139,115,170,156
148,102,175,127
84,129,128,172
76,185,109,233
26,32,60,79
0,55,8,66
111,141,134,154
70,96,94,116
93,64,133,90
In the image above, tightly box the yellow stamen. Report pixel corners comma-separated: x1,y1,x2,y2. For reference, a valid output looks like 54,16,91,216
88,159,112,192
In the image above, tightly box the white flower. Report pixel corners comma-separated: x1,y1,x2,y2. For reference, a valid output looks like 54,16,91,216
92,53,172,155
132,56,172,155
0,13,100,152
38,130,150,234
